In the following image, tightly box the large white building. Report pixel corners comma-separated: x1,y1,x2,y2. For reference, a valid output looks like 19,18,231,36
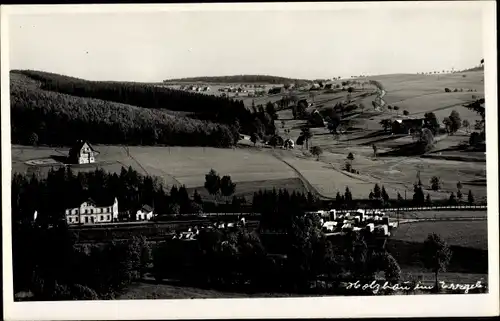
65,198,119,225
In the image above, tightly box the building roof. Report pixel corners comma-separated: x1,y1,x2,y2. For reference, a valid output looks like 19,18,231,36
402,118,424,124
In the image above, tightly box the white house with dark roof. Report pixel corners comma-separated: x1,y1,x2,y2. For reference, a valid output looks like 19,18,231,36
69,140,96,164
65,197,119,225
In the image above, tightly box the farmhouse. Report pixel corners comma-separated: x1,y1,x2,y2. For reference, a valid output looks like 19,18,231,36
65,197,119,225
136,204,155,221
68,140,96,164
392,118,425,134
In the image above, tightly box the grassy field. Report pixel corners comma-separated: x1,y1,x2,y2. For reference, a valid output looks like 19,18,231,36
266,146,486,201
389,210,487,220
391,220,487,250
268,71,486,202
386,217,488,280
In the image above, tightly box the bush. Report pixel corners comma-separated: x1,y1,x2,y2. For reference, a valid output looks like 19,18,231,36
189,202,204,214
430,176,441,191
310,146,323,160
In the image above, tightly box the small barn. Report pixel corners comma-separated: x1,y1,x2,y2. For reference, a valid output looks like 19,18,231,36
136,204,155,221
392,118,425,134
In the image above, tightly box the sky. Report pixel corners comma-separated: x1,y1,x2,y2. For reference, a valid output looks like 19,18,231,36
7,4,485,82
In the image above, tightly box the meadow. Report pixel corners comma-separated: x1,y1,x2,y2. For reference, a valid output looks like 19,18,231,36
389,210,487,220
387,219,488,281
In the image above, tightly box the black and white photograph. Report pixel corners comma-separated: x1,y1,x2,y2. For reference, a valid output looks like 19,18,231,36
2,2,498,320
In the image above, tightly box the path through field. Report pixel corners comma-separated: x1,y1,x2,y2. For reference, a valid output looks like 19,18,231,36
271,150,328,199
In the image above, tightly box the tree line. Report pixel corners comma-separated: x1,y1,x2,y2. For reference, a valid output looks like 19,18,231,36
163,74,310,84
12,165,480,229
13,220,151,300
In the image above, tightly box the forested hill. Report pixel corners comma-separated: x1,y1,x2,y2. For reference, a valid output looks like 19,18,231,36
10,70,277,148
12,70,245,117
163,75,311,84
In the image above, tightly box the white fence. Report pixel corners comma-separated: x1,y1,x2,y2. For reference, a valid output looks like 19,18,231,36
197,205,487,217
69,205,487,228
180,205,487,218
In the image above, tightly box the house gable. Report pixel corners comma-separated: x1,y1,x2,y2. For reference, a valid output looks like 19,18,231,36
69,140,96,164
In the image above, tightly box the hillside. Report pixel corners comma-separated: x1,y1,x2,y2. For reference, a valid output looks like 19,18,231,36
10,72,239,147
271,70,487,201
163,74,310,84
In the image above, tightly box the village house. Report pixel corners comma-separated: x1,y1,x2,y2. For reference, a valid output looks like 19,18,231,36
136,204,155,221
65,197,119,225
68,140,96,164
